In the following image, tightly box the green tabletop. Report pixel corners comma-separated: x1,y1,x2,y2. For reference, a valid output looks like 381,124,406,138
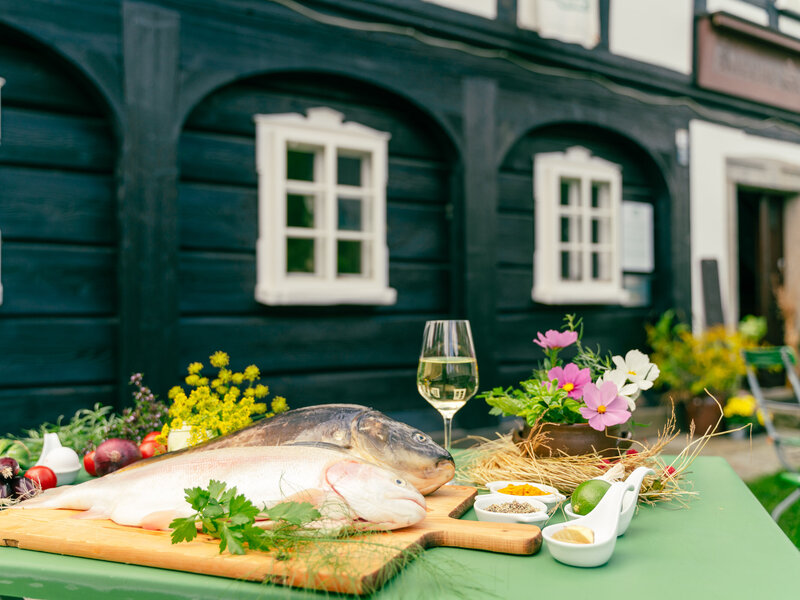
0,456,797,600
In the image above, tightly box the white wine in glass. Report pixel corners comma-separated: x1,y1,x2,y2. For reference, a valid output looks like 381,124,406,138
416,320,478,451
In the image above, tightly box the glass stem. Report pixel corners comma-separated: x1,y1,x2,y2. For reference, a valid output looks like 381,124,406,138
442,414,453,451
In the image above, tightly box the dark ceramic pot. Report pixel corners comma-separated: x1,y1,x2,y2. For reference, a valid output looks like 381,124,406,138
514,422,632,457
685,397,723,435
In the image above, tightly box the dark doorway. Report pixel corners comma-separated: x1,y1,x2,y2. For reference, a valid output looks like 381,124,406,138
737,188,786,345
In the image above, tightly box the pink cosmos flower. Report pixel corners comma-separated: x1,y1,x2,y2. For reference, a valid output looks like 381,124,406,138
547,363,591,399
578,381,631,431
533,329,578,350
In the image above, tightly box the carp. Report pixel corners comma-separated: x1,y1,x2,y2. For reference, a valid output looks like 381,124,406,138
148,404,455,495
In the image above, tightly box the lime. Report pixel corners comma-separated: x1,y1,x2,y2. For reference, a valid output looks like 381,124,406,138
551,525,594,544
571,479,611,515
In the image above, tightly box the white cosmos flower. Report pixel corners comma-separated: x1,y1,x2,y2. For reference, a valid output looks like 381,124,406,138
611,349,660,392
596,369,640,411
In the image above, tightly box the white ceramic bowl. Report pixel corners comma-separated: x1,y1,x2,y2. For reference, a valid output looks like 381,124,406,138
53,467,80,486
486,480,566,509
473,494,550,526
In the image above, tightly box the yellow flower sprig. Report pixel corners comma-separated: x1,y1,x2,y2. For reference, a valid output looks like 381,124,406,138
159,351,289,446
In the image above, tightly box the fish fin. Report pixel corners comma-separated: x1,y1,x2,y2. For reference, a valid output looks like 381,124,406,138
139,509,182,531
72,506,111,520
284,441,350,452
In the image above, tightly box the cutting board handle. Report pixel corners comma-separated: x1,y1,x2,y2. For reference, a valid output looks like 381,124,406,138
421,517,542,555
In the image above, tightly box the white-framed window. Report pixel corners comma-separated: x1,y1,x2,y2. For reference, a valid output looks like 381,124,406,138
254,107,397,306
533,146,629,305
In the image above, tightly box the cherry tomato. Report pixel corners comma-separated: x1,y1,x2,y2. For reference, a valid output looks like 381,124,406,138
24,465,57,490
139,440,166,459
83,451,97,477
142,431,162,444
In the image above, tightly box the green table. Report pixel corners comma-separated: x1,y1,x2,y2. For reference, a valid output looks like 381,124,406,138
0,456,797,599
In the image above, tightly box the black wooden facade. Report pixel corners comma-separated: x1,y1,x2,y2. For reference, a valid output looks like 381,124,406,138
1,0,796,434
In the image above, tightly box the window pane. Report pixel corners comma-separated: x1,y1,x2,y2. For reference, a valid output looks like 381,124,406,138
591,217,610,244
338,197,362,231
338,240,363,275
591,181,609,209
287,194,315,228
287,149,315,181
592,251,611,281
560,178,580,206
560,250,582,281
561,216,582,243
338,154,362,186
287,238,315,273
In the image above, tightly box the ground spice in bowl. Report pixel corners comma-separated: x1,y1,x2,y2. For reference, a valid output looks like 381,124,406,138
484,500,542,514
496,483,548,496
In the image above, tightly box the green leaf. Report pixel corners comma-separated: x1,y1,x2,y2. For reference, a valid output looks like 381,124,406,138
265,501,321,526
207,479,227,500
170,517,199,544
221,527,246,555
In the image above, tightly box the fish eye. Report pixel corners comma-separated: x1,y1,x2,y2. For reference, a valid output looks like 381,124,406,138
395,478,405,486
413,433,427,443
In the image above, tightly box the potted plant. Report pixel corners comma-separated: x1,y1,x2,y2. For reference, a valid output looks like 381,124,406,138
480,315,659,456
722,393,763,438
645,311,757,434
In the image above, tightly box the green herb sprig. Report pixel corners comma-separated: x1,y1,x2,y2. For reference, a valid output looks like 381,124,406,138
170,480,322,555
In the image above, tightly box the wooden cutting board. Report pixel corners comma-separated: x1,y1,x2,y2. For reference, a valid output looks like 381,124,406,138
0,485,541,595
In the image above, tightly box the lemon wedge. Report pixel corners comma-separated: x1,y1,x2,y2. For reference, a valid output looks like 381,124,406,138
551,525,594,544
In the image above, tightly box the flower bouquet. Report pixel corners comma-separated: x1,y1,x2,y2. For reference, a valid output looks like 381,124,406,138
160,351,289,449
479,315,659,455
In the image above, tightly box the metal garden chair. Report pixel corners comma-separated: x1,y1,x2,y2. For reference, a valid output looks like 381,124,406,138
742,346,800,521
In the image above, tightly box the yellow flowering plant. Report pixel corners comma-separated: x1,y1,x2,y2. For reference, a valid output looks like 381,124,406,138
723,394,764,429
159,351,289,446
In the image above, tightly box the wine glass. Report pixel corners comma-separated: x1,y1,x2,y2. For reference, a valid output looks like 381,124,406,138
416,320,479,451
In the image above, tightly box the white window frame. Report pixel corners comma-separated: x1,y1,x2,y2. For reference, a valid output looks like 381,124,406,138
254,107,397,306
533,146,629,305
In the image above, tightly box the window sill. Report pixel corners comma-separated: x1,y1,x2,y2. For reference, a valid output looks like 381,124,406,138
532,286,630,306
255,284,397,306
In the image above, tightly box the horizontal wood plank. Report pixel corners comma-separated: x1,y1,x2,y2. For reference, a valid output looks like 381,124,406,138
496,213,533,266
0,43,100,116
494,310,650,365
178,182,448,258
178,132,448,199
0,243,116,315
0,385,116,434
184,78,448,161
0,166,115,243
178,252,448,314
179,314,443,374
0,318,116,387
0,108,114,172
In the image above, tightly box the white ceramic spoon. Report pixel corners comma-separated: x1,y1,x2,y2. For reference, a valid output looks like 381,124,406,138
564,466,655,536
542,480,634,567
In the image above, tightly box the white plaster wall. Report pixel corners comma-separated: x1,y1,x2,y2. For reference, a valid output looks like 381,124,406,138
706,0,768,24
518,0,600,49
690,120,800,332
609,0,693,74
423,0,497,19
779,15,800,39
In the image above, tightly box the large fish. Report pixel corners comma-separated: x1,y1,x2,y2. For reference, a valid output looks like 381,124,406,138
18,445,427,532
147,404,455,495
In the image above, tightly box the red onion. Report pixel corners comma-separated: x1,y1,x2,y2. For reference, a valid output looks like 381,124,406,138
0,457,19,480
94,438,142,476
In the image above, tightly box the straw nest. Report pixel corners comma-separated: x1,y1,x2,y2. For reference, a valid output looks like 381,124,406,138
457,404,738,506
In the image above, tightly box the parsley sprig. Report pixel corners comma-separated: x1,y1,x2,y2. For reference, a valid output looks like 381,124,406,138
170,480,322,555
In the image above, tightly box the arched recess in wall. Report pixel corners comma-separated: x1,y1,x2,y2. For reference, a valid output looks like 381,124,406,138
494,122,671,386
0,24,118,431
176,70,458,423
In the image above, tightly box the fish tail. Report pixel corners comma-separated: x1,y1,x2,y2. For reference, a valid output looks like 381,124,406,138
12,485,74,509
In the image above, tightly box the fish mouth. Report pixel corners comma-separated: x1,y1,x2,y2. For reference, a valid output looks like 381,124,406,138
413,459,456,495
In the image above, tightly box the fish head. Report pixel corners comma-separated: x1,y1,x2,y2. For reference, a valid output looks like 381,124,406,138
325,460,427,530
353,412,455,495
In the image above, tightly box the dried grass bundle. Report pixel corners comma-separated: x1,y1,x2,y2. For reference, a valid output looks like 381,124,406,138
458,407,733,506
